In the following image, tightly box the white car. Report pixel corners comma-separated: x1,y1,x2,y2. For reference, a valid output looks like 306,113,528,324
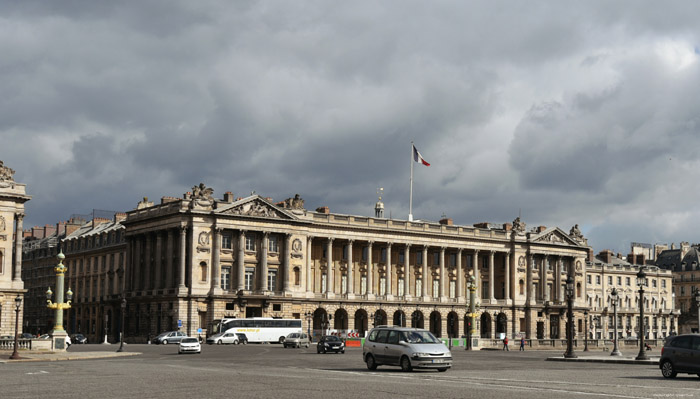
178,337,201,354
206,332,239,345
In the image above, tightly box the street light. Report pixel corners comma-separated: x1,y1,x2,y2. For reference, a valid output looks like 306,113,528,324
9,295,22,360
117,298,126,352
46,252,72,351
466,273,478,351
583,309,589,352
564,275,577,359
610,288,621,356
304,311,313,341
636,268,649,361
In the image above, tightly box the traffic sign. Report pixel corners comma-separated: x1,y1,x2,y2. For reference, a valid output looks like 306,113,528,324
178,319,182,328
197,328,202,334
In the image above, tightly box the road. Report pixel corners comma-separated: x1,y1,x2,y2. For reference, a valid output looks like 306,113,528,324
1,344,698,399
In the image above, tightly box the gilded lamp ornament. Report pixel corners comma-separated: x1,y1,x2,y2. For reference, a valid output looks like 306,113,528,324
46,251,72,331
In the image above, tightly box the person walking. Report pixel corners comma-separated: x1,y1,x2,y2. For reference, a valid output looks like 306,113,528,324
519,336,525,351
503,336,509,351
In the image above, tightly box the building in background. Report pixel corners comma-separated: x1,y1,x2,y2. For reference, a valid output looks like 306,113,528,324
0,160,30,336
656,243,700,333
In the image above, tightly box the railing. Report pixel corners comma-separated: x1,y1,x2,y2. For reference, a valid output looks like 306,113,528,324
0,338,34,350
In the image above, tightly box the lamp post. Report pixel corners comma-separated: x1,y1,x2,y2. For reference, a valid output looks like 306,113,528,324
9,295,22,360
466,273,478,351
610,288,621,356
46,252,73,351
695,290,700,334
304,311,313,341
636,268,649,361
583,310,589,352
117,298,126,352
564,275,577,359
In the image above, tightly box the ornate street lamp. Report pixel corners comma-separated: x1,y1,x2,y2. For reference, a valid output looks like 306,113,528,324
610,288,621,356
564,275,577,359
466,273,479,351
695,290,700,334
46,252,73,351
583,309,589,352
9,295,22,360
304,311,313,341
117,297,127,352
636,268,649,361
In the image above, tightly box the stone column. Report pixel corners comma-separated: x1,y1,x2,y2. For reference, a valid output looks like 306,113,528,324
326,238,334,295
367,242,374,296
166,230,174,289
473,250,481,300
385,243,392,297
144,234,152,291
125,237,133,292
540,256,547,301
178,226,187,292
422,246,429,299
347,240,354,296
261,232,269,292
527,254,534,303
555,256,562,303
237,230,246,291
155,232,163,291
489,250,495,302
439,247,446,298
404,245,411,298
283,234,291,292
13,213,23,282
306,236,313,294
211,227,222,294
456,248,464,301
134,237,142,291
504,251,512,301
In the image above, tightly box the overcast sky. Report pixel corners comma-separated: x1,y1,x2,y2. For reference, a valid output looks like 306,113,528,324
2,1,700,255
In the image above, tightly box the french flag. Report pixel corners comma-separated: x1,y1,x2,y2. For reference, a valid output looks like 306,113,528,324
413,145,430,166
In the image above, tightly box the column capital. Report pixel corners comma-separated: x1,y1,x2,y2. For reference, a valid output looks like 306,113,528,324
347,239,355,244
179,225,188,234
457,248,464,254
327,237,334,243
404,243,411,249
15,212,24,221
386,242,393,248
367,241,374,246
440,246,446,252
473,249,480,255
213,226,223,234
263,231,270,237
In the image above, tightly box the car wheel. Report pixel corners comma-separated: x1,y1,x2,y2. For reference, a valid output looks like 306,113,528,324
217,340,222,345
162,340,168,345
305,343,309,348
296,343,300,348
341,350,345,354
233,339,239,345
317,346,321,354
366,354,378,370
322,347,327,354
279,336,286,344
437,368,448,372
400,356,413,372
661,360,677,378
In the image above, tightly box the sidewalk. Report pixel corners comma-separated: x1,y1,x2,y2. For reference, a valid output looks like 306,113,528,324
546,352,660,365
0,350,140,363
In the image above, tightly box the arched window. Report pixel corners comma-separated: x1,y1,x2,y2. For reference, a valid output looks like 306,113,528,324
519,279,524,295
0,249,3,274
200,262,207,282
293,267,301,286
576,283,581,297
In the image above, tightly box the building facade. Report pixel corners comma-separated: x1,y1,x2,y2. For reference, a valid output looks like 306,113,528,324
656,243,700,333
116,184,591,343
0,161,30,336
586,250,675,341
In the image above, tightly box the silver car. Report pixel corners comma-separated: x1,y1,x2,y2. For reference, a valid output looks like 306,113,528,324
363,327,452,372
283,332,310,348
206,332,240,345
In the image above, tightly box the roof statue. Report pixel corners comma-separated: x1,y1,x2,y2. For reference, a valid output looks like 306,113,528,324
282,194,305,210
0,160,16,187
512,217,526,235
569,224,584,241
190,183,215,209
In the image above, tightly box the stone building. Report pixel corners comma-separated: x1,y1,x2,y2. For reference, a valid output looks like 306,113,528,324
0,160,30,336
117,183,591,343
656,243,700,333
586,250,675,341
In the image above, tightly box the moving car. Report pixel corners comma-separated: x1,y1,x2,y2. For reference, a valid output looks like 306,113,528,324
363,326,452,372
284,332,310,348
235,333,248,345
21,333,34,339
660,334,700,378
206,332,240,345
317,335,344,354
178,337,201,354
71,333,88,344
153,331,187,345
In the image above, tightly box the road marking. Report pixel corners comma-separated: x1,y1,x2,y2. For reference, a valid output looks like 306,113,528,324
26,371,49,375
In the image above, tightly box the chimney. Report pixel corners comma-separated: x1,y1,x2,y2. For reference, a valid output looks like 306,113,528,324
223,192,234,203
44,224,57,237
92,217,110,228
161,196,180,204
439,217,453,226
23,230,32,238
537,226,547,233
638,254,646,265
588,248,595,262
114,212,127,222
316,206,330,214
32,226,45,239
627,253,635,264
600,249,613,264
474,222,489,228
503,223,512,231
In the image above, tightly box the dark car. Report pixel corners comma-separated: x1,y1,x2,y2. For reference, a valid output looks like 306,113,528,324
20,333,34,339
660,334,700,378
71,334,88,344
317,335,344,354
235,333,248,345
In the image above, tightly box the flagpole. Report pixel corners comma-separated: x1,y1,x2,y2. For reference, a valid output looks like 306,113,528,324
409,141,414,221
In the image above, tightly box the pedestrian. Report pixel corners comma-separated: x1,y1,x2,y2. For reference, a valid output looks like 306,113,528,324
65,334,72,348
520,337,525,351
503,336,509,351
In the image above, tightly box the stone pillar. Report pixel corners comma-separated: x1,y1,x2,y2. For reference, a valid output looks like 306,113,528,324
155,232,163,291
144,234,152,291
385,243,392,297
489,250,495,302
134,237,142,291
261,232,269,292
166,230,174,289
540,256,546,301
422,246,429,299
13,213,23,282
367,242,374,295
125,237,133,292
404,245,411,298
237,230,246,291
306,236,313,294
326,238,334,295
473,250,480,300
283,234,291,292
556,256,562,303
211,227,222,294
527,254,534,303
439,247,446,298
178,226,187,292
504,251,511,301
347,240,354,296
456,248,464,301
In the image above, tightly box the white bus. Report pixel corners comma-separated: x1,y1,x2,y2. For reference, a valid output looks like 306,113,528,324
212,318,303,344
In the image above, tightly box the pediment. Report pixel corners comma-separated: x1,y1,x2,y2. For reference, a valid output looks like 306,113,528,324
531,228,581,246
216,196,296,220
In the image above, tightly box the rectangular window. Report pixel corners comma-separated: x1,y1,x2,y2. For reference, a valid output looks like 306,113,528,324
380,277,386,295
361,275,367,295
245,268,255,290
626,277,631,286
433,252,440,265
415,278,422,296
321,273,327,293
398,252,404,264
268,270,277,291
222,234,232,249
268,236,278,253
221,266,231,290
342,245,348,260
449,280,456,298
596,276,601,285
381,248,387,262
245,235,255,251
652,279,657,288
662,280,666,288
617,276,621,285
608,276,612,285
362,247,368,262
587,275,591,284
397,278,404,296
416,252,423,265
433,279,440,298
449,253,456,267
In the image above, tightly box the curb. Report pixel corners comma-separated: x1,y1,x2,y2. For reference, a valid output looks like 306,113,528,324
0,352,141,363
546,356,659,365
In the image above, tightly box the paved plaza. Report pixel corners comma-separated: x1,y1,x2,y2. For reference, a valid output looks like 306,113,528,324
1,344,699,399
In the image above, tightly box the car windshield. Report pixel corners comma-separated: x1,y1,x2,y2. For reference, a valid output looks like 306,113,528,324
401,330,441,344
287,333,300,338
181,338,198,343
324,336,341,342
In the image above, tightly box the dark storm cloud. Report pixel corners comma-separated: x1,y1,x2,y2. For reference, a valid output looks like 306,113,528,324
2,1,700,254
